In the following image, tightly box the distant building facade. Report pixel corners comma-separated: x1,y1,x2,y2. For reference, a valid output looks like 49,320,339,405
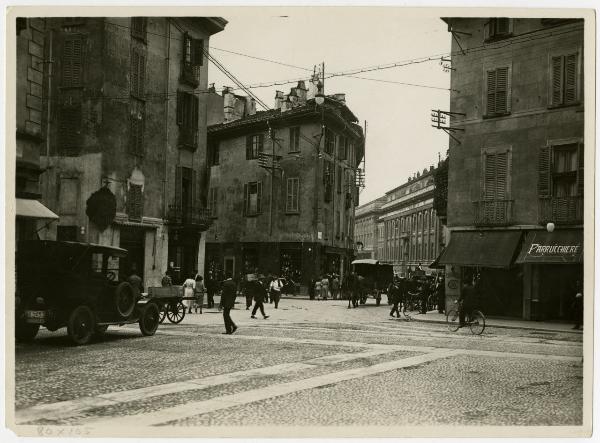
354,197,386,259
205,81,365,285
39,17,226,286
439,18,584,320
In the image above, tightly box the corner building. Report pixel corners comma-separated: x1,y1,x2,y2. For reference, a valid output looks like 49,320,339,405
438,18,584,320
205,83,365,287
39,17,226,286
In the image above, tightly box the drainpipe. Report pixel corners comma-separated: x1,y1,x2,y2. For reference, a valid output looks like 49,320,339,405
163,20,171,221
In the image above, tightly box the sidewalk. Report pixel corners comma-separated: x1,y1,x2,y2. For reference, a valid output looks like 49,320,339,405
398,310,583,334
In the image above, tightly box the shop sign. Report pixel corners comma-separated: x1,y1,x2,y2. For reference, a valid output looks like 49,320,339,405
526,243,581,258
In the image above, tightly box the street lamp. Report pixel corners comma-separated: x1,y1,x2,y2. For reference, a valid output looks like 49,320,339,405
546,222,555,233
315,93,325,106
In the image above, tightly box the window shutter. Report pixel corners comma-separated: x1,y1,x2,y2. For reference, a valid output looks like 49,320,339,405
175,166,183,208
63,37,83,87
193,95,199,130
484,153,496,200
246,136,252,159
551,56,564,106
483,20,491,41
257,182,263,213
564,53,577,104
295,178,300,212
176,91,184,126
486,70,496,115
71,37,83,86
577,143,584,196
258,134,265,153
537,146,551,197
243,183,248,216
495,67,509,114
495,151,508,200
497,18,509,34
191,170,198,208
131,50,139,96
192,39,204,66
286,178,292,211
182,33,190,64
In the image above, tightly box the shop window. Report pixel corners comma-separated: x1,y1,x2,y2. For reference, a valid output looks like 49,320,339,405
483,18,513,42
130,48,146,99
244,181,263,216
289,127,300,152
485,66,511,117
176,91,199,150
246,134,264,160
550,52,580,107
127,183,143,221
62,36,83,88
286,177,299,213
131,17,147,42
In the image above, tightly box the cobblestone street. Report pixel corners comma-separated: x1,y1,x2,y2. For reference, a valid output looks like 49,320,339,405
14,298,583,433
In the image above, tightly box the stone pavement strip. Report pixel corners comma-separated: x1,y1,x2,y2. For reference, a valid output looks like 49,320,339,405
82,348,461,427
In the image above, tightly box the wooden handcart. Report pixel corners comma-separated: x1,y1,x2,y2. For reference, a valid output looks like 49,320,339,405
146,286,195,324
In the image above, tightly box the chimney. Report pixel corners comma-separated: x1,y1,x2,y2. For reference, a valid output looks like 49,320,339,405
246,97,256,116
287,89,298,108
307,72,322,100
423,168,428,175
274,90,284,110
208,83,216,93
333,93,346,103
223,87,236,122
281,98,292,113
430,165,434,172
295,81,308,104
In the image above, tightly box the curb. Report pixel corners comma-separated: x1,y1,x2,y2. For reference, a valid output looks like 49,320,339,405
405,316,583,334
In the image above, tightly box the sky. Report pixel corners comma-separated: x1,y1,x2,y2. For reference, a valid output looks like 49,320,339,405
207,8,451,204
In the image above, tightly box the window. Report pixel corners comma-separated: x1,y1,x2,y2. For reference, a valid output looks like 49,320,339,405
323,160,333,202
289,127,300,152
62,36,83,87
336,210,341,238
129,100,145,156
208,187,218,217
130,48,146,99
336,165,342,194
485,67,511,116
324,128,335,155
174,166,197,210
482,149,510,200
127,183,143,221
539,143,583,198
131,17,147,41
246,134,264,159
338,136,348,159
181,33,203,87
244,181,263,215
286,177,300,213
484,18,513,41
176,91,199,149
550,53,580,107
58,102,82,155
208,141,219,166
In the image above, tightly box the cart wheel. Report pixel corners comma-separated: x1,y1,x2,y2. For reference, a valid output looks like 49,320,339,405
166,301,186,324
139,303,160,336
158,307,167,324
15,321,40,343
67,305,96,345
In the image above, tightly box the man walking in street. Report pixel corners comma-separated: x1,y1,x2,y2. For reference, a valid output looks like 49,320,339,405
269,275,283,309
220,273,238,334
251,275,270,319
388,277,402,318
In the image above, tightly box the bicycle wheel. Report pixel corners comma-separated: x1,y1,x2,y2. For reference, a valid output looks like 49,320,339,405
469,310,486,335
446,309,460,332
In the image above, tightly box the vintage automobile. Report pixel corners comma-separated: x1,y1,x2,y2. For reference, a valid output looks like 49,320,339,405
15,240,160,345
351,259,394,305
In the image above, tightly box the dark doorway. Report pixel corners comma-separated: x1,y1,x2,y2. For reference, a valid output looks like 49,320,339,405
168,228,198,285
119,226,145,281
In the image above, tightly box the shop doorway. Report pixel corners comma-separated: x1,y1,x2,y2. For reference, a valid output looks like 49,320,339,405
224,257,235,278
537,264,582,320
119,226,145,281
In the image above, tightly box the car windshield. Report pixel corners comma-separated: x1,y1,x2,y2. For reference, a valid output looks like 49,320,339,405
91,252,121,274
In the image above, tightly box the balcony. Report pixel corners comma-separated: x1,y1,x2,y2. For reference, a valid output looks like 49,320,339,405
167,204,212,230
473,199,513,226
180,63,200,88
538,196,583,225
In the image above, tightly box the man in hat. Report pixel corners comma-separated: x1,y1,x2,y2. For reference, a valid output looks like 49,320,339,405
250,274,269,319
220,273,238,334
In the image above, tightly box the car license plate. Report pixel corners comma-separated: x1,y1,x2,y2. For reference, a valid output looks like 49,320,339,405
24,310,46,323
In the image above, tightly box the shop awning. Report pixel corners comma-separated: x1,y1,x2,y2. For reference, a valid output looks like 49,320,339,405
429,254,445,269
437,230,522,268
516,230,583,264
15,198,58,220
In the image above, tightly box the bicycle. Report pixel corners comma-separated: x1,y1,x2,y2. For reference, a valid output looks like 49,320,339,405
400,295,420,321
446,300,486,335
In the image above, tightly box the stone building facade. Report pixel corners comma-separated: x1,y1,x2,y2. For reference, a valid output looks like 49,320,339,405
39,17,226,287
354,197,386,259
15,17,59,242
205,83,365,286
438,18,584,320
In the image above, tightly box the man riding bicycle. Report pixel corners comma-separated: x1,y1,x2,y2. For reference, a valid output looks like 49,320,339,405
458,280,478,327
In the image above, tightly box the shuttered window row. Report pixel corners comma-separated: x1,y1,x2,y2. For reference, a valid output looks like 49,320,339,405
550,53,579,106
286,178,300,213
485,66,511,116
62,36,83,87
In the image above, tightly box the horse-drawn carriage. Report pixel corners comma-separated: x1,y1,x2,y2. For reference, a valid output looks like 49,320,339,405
351,259,394,305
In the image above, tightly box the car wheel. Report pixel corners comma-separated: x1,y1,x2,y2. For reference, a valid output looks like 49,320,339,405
139,303,160,336
67,305,96,345
15,321,40,343
114,282,136,319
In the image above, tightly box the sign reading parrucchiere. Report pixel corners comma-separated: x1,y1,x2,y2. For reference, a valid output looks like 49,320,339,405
516,230,583,264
